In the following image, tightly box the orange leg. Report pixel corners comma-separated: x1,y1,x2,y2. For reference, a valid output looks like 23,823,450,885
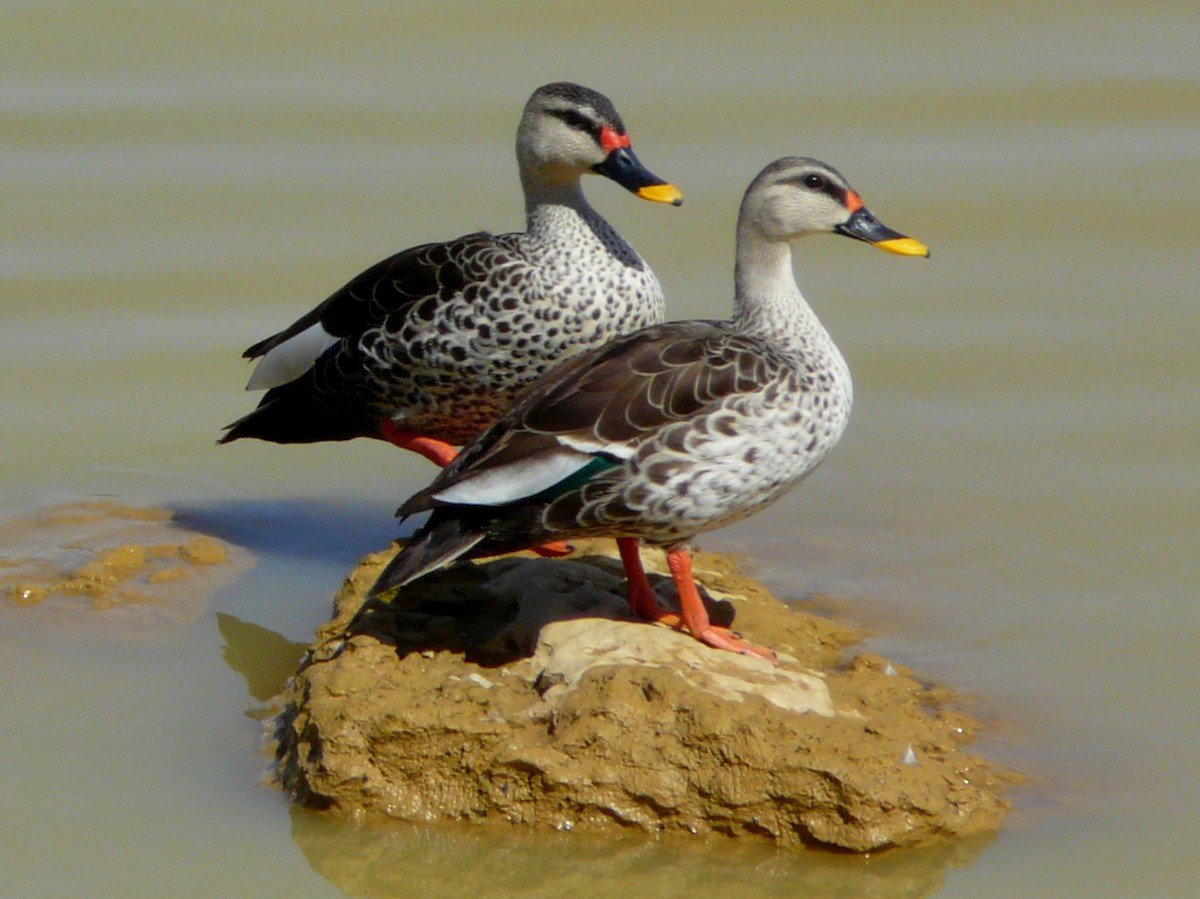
665,548,777,662
618,537,680,623
618,539,774,660
380,421,459,467
667,547,777,657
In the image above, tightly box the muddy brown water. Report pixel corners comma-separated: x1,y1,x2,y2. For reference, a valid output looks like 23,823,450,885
2,2,1198,897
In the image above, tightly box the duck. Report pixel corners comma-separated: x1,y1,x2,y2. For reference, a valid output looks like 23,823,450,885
220,82,683,467
368,156,928,658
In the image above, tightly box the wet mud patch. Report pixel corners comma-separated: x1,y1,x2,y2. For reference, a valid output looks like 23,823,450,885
1,500,254,639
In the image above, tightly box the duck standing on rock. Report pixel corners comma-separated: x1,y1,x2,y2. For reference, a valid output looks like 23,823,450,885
369,157,928,659
220,82,682,467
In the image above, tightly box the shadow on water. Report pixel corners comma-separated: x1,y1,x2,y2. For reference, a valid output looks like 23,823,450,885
174,495,417,643
172,495,415,567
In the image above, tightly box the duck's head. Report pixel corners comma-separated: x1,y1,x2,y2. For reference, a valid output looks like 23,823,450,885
517,82,683,206
738,156,928,256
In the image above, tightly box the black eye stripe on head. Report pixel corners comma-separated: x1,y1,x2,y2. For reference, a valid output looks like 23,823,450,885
784,172,847,204
537,82,624,131
547,107,602,138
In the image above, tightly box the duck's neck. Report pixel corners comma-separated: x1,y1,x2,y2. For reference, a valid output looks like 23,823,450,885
522,175,593,231
733,234,832,358
522,175,640,267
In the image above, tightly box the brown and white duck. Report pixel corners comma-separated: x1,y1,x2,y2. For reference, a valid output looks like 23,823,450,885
369,156,928,658
220,81,682,466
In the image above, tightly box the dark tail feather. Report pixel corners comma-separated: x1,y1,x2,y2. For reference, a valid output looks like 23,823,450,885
370,516,486,597
218,385,369,445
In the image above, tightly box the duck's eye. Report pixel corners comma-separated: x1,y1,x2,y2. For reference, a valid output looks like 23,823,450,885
803,173,826,190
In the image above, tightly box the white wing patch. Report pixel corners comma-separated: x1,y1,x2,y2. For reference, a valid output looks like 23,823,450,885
432,446,595,507
558,433,636,459
245,323,339,391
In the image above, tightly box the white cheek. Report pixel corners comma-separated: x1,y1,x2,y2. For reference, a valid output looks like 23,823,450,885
245,323,339,390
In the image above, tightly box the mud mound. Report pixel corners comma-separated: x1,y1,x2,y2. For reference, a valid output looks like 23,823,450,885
274,541,1014,851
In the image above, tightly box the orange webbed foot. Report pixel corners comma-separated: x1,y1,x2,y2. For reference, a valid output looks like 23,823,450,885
380,421,459,467
531,540,573,558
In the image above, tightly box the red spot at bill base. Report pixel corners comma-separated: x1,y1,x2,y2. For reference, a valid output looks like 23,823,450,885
599,125,631,153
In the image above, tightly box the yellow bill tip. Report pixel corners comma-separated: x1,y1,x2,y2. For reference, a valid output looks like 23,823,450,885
637,183,684,206
875,236,930,258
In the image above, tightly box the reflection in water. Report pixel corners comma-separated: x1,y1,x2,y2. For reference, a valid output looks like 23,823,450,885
290,807,995,899
217,611,307,703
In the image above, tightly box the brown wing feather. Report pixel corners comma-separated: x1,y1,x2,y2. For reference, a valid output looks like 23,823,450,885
396,320,788,519
242,231,502,359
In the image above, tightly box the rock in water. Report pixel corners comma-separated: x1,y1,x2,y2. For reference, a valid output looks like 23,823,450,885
272,541,1015,851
